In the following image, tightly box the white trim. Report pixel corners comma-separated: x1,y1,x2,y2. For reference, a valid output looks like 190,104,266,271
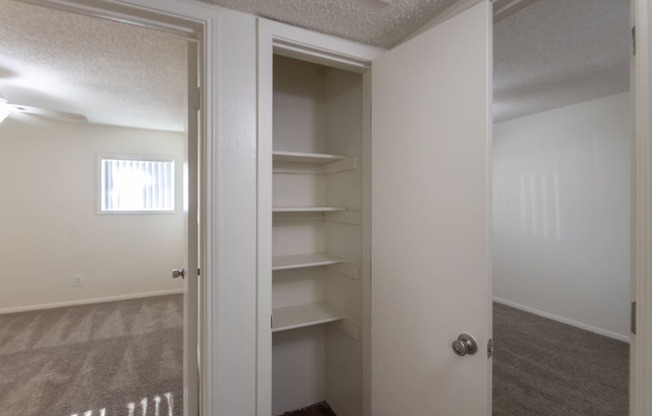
20,0,205,37
494,297,631,343
259,18,384,73
485,1,494,411
183,39,200,416
632,0,652,415
206,9,259,416
256,19,383,416
255,19,274,416
0,289,184,314
361,71,373,416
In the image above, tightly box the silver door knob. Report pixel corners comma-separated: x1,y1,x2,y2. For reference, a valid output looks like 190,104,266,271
172,268,185,279
452,333,478,356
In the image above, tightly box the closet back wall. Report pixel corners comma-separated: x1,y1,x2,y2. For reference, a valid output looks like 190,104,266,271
271,55,364,416
0,118,185,312
493,92,631,341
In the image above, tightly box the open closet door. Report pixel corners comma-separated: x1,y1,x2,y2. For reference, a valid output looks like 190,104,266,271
370,1,492,415
184,40,200,416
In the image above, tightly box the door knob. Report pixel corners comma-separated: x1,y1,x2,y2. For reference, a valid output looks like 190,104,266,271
452,333,478,356
172,268,185,279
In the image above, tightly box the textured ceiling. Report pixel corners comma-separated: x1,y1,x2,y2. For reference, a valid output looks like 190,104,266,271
494,0,630,122
0,0,631,130
204,0,458,48
0,0,187,131
208,0,631,121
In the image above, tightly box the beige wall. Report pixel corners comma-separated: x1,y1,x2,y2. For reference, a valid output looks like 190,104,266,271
493,92,631,340
0,118,185,312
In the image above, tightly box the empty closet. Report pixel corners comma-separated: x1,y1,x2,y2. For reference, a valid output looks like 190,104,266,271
270,54,365,415
257,2,492,414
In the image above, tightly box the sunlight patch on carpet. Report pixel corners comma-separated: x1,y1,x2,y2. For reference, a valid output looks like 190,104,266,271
70,392,174,416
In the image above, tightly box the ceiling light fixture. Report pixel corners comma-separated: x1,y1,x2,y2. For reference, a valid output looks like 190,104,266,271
0,93,87,124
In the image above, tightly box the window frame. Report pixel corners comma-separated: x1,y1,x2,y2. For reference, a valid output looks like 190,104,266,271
97,153,180,215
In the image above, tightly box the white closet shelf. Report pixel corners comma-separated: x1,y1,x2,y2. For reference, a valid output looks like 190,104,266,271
272,151,346,164
273,206,346,213
273,252,344,271
272,302,345,332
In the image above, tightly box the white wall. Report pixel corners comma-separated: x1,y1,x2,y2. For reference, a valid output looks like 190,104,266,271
0,118,185,312
493,92,631,340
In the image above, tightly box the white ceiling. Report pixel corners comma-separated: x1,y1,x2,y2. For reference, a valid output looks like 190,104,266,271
493,0,630,122
203,0,458,48
0,0,631,130
0,0,187,131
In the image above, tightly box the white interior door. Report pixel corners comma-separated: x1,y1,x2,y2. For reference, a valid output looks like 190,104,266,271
371,1,492,415
184,40,199,416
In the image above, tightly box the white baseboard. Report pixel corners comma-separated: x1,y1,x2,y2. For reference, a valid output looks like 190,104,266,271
0,289,184,314
493,297,630,343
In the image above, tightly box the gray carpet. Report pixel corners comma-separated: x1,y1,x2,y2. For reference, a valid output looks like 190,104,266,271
493,302,629,416
1,297,628,415
0,294,183,416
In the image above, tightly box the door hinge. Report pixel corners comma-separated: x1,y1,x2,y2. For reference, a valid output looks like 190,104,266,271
271,314,273,329
631,301,637,335
632,26,636,56
487,338,494,359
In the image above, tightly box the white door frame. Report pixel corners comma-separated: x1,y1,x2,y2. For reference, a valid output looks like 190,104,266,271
184,40,200,416
15,0,259,414
632,1,652,415
256,18,383,416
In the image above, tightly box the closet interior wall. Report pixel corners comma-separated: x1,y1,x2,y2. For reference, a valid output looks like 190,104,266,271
271,55,364,416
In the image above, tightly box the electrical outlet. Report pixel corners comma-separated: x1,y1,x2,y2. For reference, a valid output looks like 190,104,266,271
73,275,82,287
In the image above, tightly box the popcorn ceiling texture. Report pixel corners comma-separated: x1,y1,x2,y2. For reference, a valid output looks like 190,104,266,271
0,0,458,131
204,0,458,48
0,0,187,131
494,0,630,122
209,0,630,121
0,0,631,129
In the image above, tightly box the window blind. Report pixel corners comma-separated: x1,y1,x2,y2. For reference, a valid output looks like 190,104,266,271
100,158,175,212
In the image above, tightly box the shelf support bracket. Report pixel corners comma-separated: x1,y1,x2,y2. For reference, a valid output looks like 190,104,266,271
337,319,360,340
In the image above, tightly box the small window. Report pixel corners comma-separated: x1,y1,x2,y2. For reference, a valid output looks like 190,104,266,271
100,157,175,212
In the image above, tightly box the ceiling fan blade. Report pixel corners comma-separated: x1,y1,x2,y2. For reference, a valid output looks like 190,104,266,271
9,104,88,122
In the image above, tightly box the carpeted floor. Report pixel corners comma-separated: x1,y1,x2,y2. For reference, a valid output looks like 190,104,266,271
1,297,628,416
493,302,629,416
0,294,183,416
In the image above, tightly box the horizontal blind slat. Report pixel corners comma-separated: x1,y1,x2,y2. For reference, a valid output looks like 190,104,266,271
100,158,175,212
